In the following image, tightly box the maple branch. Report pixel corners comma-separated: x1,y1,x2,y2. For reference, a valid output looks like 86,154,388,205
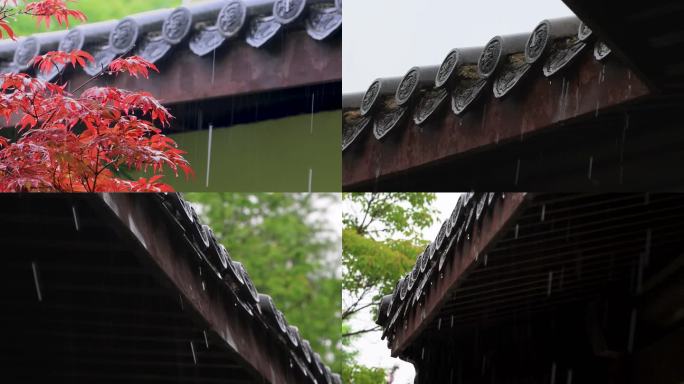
71,49,133,94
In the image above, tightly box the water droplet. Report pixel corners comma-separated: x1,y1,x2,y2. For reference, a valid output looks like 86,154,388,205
71,205,80,231
308,168,313,193
547,271,554,297
31,261,42,302
595,100,600,118
627,308,637,353
451,315,454,328
421,347,425,360
515,224,519,239
484,253,488,266
588,156,593,179
438,318,442,330
541,204,546,222
203,330,209,348
190,341,197,365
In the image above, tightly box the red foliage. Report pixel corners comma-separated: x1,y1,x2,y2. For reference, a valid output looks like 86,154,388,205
0,0,193,192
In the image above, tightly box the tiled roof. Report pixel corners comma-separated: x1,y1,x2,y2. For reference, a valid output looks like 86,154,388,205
376,193,506,342
154,192,341,384
342,16,614,152
0,0,342,81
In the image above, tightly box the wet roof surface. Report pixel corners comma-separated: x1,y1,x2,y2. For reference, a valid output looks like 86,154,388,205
377,193,684,360
0,0,342,80
342,16,615,152
1,193,340,384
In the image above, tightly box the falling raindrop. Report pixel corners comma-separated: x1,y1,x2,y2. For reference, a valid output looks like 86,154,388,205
206,124,213,188
484,253,488,267
481,356,487,375
179,295,184,311
566,369,573,384
290,359,293,368
203,330,209,348
541,204,546,222
547,271,554,297
514,224,520,239
202,281,206,291
31,261,42,302
71,205,80,231
308,168,313,193
421,347,425,360
438,318,442,330
190,341,197,365
550,362,557,384
627,308,637,353
451,315,454,328
595,100,600,118
588,156,593,180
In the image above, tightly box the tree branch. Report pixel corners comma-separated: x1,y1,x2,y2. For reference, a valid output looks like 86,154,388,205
343,326,382,339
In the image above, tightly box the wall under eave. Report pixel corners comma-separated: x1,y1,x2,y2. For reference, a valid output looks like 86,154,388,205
147,111,341,192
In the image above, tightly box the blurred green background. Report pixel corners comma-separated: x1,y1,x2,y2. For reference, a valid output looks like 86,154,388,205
10,0,182,36
186,193,343,372
162,111,342,192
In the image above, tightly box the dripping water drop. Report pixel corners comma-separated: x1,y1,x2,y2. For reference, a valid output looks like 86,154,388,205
190,341,197,365
71,205,80,231
31,261,42,302
627,308,637,353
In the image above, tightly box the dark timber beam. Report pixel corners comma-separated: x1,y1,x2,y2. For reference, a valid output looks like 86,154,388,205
389,193,528,356
343,50,649,190
91,194,308,384
67,29,341,105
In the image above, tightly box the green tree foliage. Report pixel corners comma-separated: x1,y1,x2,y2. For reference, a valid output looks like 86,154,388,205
9,0,181,36
343,193,437,324
185,193,342,371
342,193,437,383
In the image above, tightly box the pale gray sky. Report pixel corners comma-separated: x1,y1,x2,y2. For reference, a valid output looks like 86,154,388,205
343,0,575,94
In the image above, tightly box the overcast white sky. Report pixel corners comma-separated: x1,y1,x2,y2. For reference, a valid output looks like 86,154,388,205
345,194,462,383
343,0,575,94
